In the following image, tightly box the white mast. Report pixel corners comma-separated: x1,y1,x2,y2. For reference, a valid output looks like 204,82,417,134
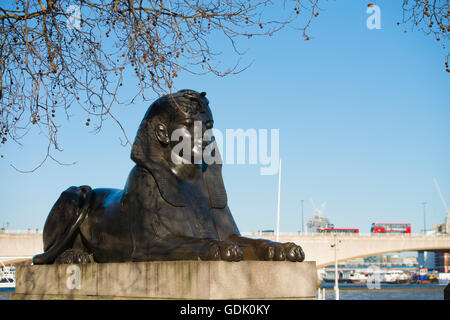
276,158,282,242
434,178,450,218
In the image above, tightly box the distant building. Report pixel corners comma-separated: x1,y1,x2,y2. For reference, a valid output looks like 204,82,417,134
343,257,365,266
403,256,418,266
390,254,400,265
418,251,436,270
364,255,383,265
447,217,450,234
434,223,447,234
381,255,390,264
363,254,417,266
307,215,333,233
434,251,450,273
433,217,450,234
418,251,450,272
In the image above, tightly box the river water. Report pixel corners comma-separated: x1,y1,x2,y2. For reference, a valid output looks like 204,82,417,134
1,285,446,300
320,285,445,300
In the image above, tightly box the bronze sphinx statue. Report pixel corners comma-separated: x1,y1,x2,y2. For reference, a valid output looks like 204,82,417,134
33,89,305,264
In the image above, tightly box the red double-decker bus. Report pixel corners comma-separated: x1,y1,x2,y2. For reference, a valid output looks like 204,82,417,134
318,228,359,234
370,223,411,234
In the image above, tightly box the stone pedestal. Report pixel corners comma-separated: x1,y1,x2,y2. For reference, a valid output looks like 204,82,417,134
12,261,317,300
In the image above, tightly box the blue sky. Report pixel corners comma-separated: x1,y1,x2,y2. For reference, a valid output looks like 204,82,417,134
1,0,449,234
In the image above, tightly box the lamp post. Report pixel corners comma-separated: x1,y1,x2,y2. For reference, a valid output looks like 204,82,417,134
422,202,427,235
331,234,340,300
276,158,282,242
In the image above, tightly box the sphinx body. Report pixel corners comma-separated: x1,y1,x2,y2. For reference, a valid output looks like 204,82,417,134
33,90,304,264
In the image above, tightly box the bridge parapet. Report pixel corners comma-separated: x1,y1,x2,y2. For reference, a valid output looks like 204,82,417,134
0,233,43,259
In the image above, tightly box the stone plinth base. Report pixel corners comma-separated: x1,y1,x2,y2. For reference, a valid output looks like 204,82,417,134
12,261,317,300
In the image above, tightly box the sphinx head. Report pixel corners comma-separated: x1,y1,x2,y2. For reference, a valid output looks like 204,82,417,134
131,89,216,178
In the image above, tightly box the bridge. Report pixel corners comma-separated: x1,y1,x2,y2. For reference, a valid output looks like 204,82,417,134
246,233,450,267
0,233,43,264
1,232,450,267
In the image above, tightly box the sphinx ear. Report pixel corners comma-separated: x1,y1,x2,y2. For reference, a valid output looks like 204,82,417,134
155,123,170,145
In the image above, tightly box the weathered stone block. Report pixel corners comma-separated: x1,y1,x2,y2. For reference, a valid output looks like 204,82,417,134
98,262,146,297
13,261,317,300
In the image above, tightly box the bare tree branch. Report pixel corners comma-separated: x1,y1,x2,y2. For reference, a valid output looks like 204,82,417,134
399,0,449,71
2,1,446,172
0,0,320,171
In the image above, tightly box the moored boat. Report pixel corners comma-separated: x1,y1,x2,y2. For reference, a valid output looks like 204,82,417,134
381,269,411,284
412,268,439,284
0,262,15,291
438,272,450,285
348,270,368,284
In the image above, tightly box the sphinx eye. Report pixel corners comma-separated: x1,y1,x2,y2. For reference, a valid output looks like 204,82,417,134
184,119,194,126
205,120,214,129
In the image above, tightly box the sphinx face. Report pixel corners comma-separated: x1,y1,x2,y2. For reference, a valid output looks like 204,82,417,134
168,108,215,166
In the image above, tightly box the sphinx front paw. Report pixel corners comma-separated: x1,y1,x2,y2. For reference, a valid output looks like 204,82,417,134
256,241,304,262
200,240,242,262
281,242,305,262
55,249,93,264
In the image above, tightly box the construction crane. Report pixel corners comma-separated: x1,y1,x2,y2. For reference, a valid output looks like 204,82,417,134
307,198,332,233
310,198,327,218
433,178,450,218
